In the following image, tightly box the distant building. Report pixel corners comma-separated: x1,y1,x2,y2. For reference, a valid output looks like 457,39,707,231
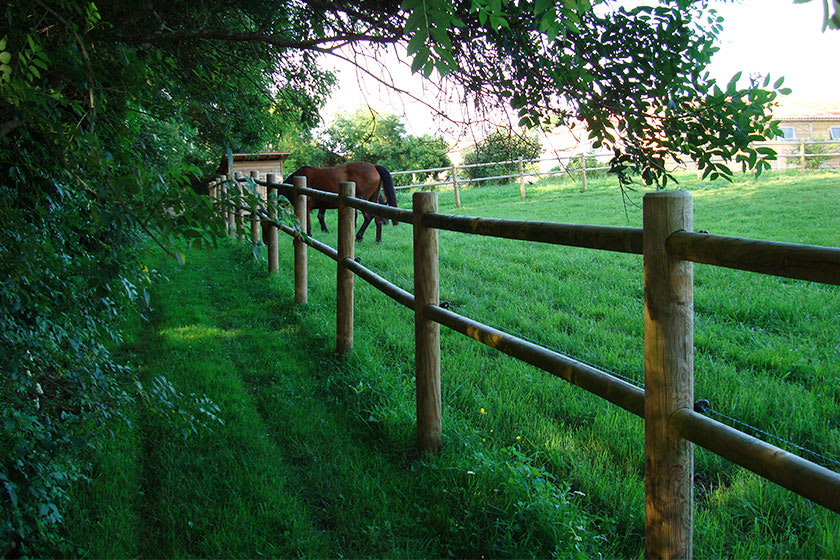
216,152,291,178
774,99,840,141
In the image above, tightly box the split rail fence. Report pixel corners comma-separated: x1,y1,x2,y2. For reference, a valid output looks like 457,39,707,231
207,171,840,559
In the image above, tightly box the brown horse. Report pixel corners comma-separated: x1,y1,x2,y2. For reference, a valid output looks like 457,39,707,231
283,162,398,243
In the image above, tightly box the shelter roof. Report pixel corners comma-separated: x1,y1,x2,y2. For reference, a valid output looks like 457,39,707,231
216,152,291,175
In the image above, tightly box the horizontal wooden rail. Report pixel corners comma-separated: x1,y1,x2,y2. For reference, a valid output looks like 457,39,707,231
425,303,645,417
422,213,644,253
277,223,338,261
345,197,414,224
667,231,840,285
670,408,840,513
342,258,415,309
295,184,340,204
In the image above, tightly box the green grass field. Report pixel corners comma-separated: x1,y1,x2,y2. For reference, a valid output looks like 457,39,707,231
69,170,839,558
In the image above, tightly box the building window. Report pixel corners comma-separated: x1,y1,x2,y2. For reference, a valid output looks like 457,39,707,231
777,126,797,141
830,126,840,140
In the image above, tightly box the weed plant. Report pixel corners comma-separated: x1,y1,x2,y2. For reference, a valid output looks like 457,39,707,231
70,170,839,558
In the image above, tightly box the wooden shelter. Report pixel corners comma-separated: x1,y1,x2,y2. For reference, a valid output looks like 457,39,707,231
216,152,291,178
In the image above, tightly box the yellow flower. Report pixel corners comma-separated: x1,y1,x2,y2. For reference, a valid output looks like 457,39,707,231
516,436,521,440
480,407,486,414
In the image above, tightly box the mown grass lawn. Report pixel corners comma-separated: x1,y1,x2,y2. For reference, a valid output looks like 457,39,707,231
69,170,839,558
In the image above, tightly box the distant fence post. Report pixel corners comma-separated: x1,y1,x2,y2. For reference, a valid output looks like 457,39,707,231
249,170,260,244
643,190,694,560
293,176,308,305
336,181,355,356
452,164,461,208
234,172,245,241
800,140,806,175
519,156,526,199
413,191,442,455
265,173,279,274
580,154,588,192
225,174,236,237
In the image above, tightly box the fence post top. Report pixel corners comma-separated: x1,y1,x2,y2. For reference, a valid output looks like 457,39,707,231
413,191,437,203
644,189,693,200
339,181,355,197
250,170,259,178
292,175,307,191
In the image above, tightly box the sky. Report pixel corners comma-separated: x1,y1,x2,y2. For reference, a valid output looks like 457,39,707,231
319,0,840,138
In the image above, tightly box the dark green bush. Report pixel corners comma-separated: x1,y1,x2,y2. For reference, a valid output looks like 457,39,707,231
461,130,541,183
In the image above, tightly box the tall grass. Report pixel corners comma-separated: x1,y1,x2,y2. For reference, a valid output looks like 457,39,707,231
70,170,839,558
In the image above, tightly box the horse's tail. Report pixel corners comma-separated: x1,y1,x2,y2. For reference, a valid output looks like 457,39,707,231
375,164,398,225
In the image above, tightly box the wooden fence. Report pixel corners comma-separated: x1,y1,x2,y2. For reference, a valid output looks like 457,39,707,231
207,171,840,559
392,140,840,208
390,153,611,207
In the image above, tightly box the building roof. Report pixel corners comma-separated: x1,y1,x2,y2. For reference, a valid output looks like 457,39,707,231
773,99,840,121
216,152,291,175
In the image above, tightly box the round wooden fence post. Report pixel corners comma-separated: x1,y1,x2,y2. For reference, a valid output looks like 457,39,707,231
336,181,355,356
799,140,806,175
216,175,224,219
452,165,461,208
265,173,279,274
249,170,261,244
225,174,236,237
293,176,308,304
580,154,588,192
413,191,442,455
519,156,526,199
234,172,245,240
643,190,694,560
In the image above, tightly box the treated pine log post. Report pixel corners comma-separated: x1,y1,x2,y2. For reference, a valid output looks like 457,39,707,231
250,170,261,244
293,176,308,304
336,181,355,356
799,140,806,175
226,174,236,236
413,191,442,455
452,165,461,208
580,154,588,192
265,173,279,274
643,190,694,560
519,156,526,199
218,174,226,222
234,172,245,241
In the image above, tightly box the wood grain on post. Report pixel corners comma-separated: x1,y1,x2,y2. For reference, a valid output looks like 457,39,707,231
234,172,245,240
800,141,806,175
216,175,225,214
265,173,280,274
519,156,526,199
336,181,355,356
293,176,308,304
250,170,261,244
452,165,461,208
413,191,442,455
226,174,236,237
643,190,694,560
580,154,587,192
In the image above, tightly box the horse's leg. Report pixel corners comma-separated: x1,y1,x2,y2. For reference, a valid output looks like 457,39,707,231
355,212,375,242
375,215,382,243
306,208,312,236
318,208,329,232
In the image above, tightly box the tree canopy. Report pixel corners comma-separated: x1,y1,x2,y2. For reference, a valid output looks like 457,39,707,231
322,109,451,183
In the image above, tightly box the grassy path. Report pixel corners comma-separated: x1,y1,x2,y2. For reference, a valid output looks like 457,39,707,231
69,171,840,558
